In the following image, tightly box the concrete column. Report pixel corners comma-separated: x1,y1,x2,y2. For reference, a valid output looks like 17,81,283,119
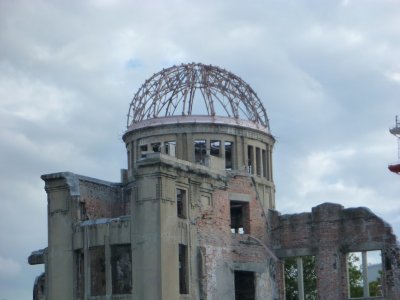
131,141,135,169
105,225,112,299
362,251,369,297
220,139,225,161
186,133,193,162
268,145,272,181
239,136,245,171
132,166,180,300
132,174,162,299
43,173,79,300
176,133,182,159
297,257,305,300
84,226,90,300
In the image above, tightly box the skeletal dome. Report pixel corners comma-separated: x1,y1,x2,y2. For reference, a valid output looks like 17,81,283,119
127,63,269,130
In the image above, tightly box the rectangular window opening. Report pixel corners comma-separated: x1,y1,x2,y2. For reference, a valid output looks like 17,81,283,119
79,201,87,221
247,145,254,174
75,250,85,300
230,201,249,234
225,141,233,170
284,256,316,300
140,145,148,158
90,246,106,296
111,244,132,295
347,250,383,298
234,270,255,300
151,142,161,153
179,244,189,294
194,140,206,164
210,140,221,156
177,188,187,219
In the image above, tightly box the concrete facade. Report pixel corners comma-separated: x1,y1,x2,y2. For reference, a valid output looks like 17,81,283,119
29,64,400,299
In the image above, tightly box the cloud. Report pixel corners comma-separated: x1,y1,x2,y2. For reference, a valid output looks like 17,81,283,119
1,1,400,299
0,66,78,123
0,256,21,279
385,70,400,84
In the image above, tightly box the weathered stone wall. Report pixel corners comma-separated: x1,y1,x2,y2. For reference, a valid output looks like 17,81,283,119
79,178,127,220
195,174,279,300
271,203,400,300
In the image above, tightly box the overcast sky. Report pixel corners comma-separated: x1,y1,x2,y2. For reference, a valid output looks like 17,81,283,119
1,0,400,298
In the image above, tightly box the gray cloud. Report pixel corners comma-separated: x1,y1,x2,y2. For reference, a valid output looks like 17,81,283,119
1,0,400,298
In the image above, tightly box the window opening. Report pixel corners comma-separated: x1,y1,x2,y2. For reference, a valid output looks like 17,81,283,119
256,147,261,176
75,250,84,299
140,145,148,158
347,250,383,298
90,246,106,296
179,244,189,294
262,149,267,178
284,256,316,300
151,142,161,152
234,270,255,300
210,140,221,156
165,141,176,157
247,145,254,174
177,188,187,219
79,201,87,220
225,141,233,170
230,201,249,234
194,140,206,164
111,244,132,295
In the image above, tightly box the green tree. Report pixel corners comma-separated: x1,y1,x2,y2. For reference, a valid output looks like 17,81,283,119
303,256,316,300
284,256,316,300
284,257,298,300
348,253,363,298
369,270,382,297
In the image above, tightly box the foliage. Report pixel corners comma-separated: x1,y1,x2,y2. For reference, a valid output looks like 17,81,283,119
348,253,363,298
348,253,383,298
284,257,298,300
369,270,382,297
284,256,316,300
285,253,382,299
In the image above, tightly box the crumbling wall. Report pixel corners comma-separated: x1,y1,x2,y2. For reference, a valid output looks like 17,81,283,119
33,272,45,300
271,203,400,300
195,174,279,299
79,178,128,220
227,175,269,241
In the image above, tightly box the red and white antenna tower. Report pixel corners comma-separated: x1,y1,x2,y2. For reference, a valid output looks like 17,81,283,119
388,115,400,174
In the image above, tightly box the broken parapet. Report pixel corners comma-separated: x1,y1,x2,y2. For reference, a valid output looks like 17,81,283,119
28,248,47,265
271,202,400,299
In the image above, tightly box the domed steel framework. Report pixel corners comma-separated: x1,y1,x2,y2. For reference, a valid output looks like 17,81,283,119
127,63,269,129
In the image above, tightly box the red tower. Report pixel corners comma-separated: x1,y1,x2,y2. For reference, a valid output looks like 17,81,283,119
388,115,400,174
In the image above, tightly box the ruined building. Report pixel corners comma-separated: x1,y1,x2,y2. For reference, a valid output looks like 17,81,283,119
29,63,400,299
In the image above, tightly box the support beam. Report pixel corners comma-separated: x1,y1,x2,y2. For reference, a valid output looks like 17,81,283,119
362,251,369,297
297,257,305,300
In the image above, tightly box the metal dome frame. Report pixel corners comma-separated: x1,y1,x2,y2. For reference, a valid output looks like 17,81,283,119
127,63,269,130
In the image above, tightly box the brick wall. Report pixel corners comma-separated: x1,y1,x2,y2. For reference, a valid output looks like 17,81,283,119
195,174,279,299
271,203,400,300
